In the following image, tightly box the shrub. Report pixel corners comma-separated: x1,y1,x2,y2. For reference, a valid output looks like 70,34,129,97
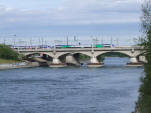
0,44,19,60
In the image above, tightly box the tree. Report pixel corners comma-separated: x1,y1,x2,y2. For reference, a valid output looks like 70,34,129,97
0,44,19,60
135,0,151,113
140,0,151,63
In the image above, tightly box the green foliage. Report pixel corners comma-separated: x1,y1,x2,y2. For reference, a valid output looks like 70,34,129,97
79,54,90,60
0,44,19,60
101,52,128,57
97,52,129,62
137,63,151,113
135,1,151,113
139,0,151,62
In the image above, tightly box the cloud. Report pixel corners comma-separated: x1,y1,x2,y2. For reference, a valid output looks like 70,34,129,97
0,0,142,32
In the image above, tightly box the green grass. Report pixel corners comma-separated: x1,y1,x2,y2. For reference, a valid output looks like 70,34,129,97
0,59,20,64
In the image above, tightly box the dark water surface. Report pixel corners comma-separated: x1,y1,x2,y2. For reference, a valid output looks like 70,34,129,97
0,57,144,113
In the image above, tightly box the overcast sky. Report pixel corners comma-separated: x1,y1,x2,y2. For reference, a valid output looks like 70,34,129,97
0,0,143,45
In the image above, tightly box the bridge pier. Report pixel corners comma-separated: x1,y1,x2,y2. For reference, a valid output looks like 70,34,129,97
87,56,104,68
52,58,61,64
130,57,138,63
65,54,81,66
49,58,67,67
139,56,147,63
127,57,144,67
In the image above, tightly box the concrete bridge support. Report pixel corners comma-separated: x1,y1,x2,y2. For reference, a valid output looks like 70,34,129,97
130,57,138,63
49,57,67,67
127,57,144,67
65,54,81,66
90,56,99,63
52,58,62,64
87,56,104,68
139,56,147,63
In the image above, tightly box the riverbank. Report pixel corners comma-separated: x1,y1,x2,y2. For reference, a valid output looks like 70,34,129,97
0,61,40,70
0,59,20,64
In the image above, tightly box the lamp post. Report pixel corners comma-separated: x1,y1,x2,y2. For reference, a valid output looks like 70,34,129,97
110,37,113,48
3,34,17,45
91,43,94,54
66,36,69,46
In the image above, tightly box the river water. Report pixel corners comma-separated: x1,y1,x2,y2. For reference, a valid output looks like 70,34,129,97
0,57,144,113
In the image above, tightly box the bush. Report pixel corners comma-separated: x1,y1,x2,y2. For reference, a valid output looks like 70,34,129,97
0,44,19,60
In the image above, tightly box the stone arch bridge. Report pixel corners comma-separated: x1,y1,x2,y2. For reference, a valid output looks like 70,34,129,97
17,46,146,67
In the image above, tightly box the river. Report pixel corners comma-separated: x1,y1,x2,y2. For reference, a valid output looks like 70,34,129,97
0,57,144,113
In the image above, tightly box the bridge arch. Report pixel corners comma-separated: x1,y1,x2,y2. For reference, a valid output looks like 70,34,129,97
23,52,54,62
95,51,132,58
135,51,146,58
24,52,53,58
57,52,91,63
72,52,92,58
56,52,92,59
95,51,131,62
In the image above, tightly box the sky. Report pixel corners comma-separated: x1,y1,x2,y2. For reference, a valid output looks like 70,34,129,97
0,0,144,45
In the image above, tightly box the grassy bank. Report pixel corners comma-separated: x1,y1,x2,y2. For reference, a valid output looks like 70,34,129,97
0,59,20,64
